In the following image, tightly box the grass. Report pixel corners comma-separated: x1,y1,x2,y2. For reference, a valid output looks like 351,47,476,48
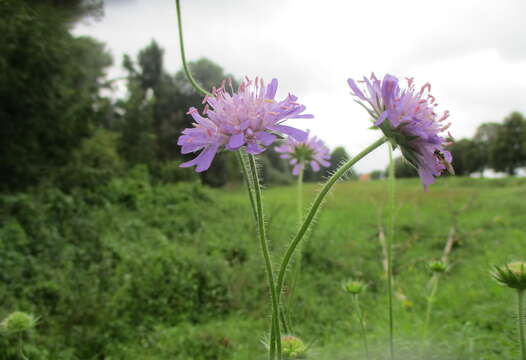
210,177,526,359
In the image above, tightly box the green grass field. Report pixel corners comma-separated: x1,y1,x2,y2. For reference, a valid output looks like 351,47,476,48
2,176,526,359
207,177,526,359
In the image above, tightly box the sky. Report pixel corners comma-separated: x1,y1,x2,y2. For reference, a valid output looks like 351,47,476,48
74,0,526,173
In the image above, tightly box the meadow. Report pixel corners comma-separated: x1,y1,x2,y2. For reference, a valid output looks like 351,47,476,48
1,173,525,359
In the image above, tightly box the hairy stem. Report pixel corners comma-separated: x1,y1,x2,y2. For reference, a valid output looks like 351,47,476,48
423,274,440,340
519,290,526,360
275,137,388,303
297,166,304,224
237,152,257,221
247,155,281,359
175,0,212,97
387,142,395,360
281,166,306,334
353,295,370,360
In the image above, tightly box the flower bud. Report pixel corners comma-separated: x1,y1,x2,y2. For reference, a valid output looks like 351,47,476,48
281,335,307,359
492,261,526,290
342,279,366,295
1,311,37,334
428,260,448,274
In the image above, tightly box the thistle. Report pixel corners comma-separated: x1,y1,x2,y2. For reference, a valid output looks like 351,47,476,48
492,261,526,360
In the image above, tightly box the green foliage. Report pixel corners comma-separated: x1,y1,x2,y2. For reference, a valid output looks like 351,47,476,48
2,177,525,358
393,156,418,178
55,128,125,191
0,0,112,191
490,112,526,175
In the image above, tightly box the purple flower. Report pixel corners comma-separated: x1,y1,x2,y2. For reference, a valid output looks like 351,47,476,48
348,73,453,190
178,77,313,172
275,131,331,176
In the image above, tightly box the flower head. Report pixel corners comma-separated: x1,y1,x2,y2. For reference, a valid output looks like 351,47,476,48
492,261,526,291
428,260,448,274
275,131,331,175
342,279,366,295
281,335,308,359
178,77,313,172
1,312,37,335
348,73,453,190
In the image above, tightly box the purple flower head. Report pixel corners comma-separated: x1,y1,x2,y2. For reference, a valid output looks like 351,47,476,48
348,73,454,190
178,77,313,172
275,131,331,176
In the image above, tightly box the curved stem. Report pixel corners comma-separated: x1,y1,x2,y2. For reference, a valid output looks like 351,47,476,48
518,290,526,360
175,0,212,97
247,155,281,359
387,142,395,360
275,136,388,303
353,295,370,360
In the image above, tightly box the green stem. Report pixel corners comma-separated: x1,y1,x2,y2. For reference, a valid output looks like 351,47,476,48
175,0,212,97
387,142,395,360
423,274,440,340
353,295,370,360
237,152,257,222
297,166,304,224
247,155,281,360
282,166,305,332
518,290,526,360
275,136,388,303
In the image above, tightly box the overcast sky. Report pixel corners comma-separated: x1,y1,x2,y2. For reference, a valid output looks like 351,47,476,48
74,0,526,173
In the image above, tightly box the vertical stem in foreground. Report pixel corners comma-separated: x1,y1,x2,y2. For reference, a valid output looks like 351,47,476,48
297,167,304,224
282,166,305,334
247,155,281,360
353,295,370,360
387,142,395,360
237,152,257,221
518,290,526,360
423,274,440,340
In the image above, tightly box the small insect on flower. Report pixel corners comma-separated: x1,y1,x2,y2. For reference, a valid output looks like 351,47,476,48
347,73,454,190
492,261,526,291
275,131,331,176
178,77,313,172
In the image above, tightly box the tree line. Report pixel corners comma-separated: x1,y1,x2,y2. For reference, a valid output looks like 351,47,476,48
392,112,526,178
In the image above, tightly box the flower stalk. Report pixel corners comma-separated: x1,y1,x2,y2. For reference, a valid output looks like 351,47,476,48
247,155,282,359
519,289,526,360
175,0,212,97
387,142,395,360
353,294,370,360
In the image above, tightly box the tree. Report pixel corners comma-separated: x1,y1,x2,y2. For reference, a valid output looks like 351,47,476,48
393,157,417,178
472,122,501,175
490,112,526,175
447,139,482,176
323,146,355,179
0,0,112,191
